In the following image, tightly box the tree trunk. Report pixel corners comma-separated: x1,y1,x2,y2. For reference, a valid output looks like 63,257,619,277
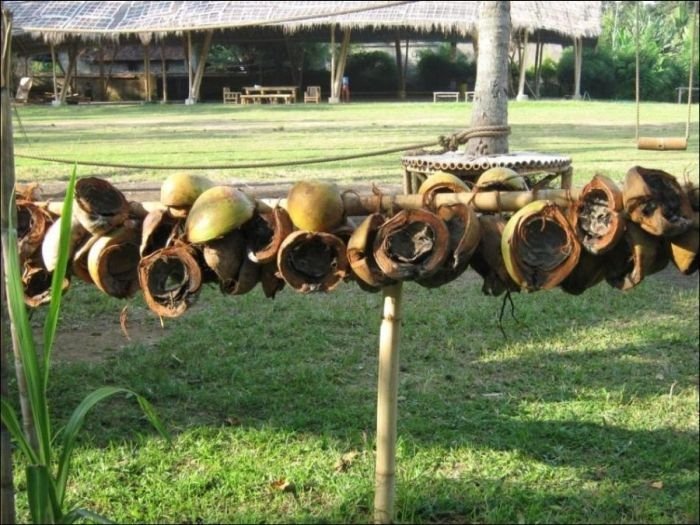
466,0,511,156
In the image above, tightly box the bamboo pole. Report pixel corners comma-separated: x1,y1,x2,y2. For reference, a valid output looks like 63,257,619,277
43,188,581,218
373,282,403,524
2,11,19,523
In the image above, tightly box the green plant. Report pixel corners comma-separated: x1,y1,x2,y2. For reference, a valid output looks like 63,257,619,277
0,165,170,524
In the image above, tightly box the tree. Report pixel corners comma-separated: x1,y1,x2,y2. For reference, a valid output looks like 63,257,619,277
467,1,511,156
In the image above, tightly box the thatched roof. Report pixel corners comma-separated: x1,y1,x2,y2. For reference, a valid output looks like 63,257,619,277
4,1,601,46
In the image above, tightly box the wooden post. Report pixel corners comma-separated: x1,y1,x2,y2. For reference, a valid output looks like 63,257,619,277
573,37,582,100
191,30,213,102
332,29,351,102
186,32,194,104
516,30,529,101
160,42,168,103
373,282,403,524
50,43,59,105
143,43,151,102
329,25,337,102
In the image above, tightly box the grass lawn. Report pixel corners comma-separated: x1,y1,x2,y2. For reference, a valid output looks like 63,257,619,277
5,99,700,524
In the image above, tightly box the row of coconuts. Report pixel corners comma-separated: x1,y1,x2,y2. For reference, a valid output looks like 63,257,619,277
15,165,698,318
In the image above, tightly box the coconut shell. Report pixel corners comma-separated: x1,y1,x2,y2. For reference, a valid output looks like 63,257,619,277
469,215,521,296
74,177,130,234
21,258,70,308
669,217,699,275
559,250,608,295
418,171,470,207
241,207,294,264
72,233,101,284
41,215,90,273
501,200,581,291
140,209,183,257
347,213,395,290
278,230,348,293
202,230,246,289
260,262,285,298
17,200,54,263
623,166,694,237
416,203,481,288
186,186,255,243
605,222,670,291
87,223,141,298
160,173,214,208
139,243,203,318
373,209,449,281
475,167,529,191
570,174,626,254
286,181,345,232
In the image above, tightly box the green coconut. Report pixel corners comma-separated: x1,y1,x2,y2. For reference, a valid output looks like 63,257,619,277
475,167,528,191
161,173,214,208
185,186,255,243
286,181,344,232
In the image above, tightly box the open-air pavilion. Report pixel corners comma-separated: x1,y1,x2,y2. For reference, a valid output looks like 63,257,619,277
4,1,601,104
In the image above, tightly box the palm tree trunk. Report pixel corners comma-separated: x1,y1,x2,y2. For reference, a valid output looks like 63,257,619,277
466,0,511,156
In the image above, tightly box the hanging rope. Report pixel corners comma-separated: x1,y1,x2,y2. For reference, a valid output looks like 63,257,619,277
13,125,511,171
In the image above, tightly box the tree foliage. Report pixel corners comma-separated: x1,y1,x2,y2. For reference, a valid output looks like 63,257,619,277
415,43,476,91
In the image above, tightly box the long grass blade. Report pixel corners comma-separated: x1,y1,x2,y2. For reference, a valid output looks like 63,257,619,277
43,164,77,389
0,399,39,464
5,193,51,465
55,387,170,506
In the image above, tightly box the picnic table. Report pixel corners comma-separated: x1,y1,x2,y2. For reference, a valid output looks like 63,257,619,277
240,85,297,104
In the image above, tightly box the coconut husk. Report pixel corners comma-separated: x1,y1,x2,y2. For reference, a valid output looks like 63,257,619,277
41,215,91,273
502,200,581,291
21,258,70,308
475,167,529,191
260,262,285,298
286,181,345,232
140,209,183,257
241,207,293,264
469,215,520,296
373,209,449,281
225,257,261,295
185,186,255,243
138,243,203,318
347,213,396,290
71,233,101,284
570,174,626,254
684,182,699,212
605,222,670,291
623,166,693,237
278,230,348,293
669,215,699,275
17,199,54,263
418,171,470,207
87,222,142,298
74,177,130,235
202,230,246,290
416,203,481,288
559,250,608,295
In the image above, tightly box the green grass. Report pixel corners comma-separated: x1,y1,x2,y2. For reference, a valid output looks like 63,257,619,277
5,100,700,523
12,100,700,187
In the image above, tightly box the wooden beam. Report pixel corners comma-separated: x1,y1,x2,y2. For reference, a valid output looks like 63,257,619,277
192,30,213,101
516,30,529,100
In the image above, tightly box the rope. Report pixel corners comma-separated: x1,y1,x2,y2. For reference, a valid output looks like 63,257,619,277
686,1,698,141
14,125,511,171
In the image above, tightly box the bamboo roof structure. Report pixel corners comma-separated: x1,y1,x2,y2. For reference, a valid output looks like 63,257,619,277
4,1,601,47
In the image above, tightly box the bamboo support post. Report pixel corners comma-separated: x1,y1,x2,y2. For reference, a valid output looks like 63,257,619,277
373,282,403,524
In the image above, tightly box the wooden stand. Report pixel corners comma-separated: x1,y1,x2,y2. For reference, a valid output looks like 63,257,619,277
373,282,403,524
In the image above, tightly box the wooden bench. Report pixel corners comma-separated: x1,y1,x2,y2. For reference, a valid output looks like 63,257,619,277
223,87,240,104
433,91,460,103
240,93,293,104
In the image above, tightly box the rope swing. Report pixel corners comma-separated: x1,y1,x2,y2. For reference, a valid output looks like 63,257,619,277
635,0,698,151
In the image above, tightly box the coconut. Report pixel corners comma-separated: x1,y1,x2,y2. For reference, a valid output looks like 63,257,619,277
475,167,529,191
570,174,626,254
160,173,214,217
286,181,344,232
185,186,255,243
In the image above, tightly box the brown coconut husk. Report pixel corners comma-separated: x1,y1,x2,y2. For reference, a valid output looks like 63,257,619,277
140,209,184,257
416,203,481,288
260,262,285,298
74,177,130,235
347,213,395,291
469,215,520,296
71,233,101,284
669,215,699,275
87,222,142,298
559,250,608,295
373,209,449,281
21,258,70,308
278,230,348,293
502,201,581,291
202,230,246,289
226,257,261,295
138,243,203,318
17,200,54,263
570,174,626,254
41,215,91,273
605,222,670,291
241,207,294,264
623,166,694,238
